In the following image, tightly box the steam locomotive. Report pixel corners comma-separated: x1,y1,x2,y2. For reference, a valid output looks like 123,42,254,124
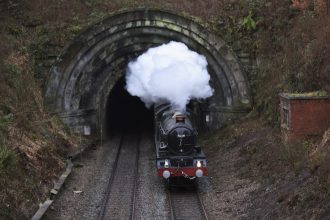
154,103,207,180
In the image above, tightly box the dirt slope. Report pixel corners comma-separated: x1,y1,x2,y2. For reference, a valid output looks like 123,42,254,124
202,118,330,219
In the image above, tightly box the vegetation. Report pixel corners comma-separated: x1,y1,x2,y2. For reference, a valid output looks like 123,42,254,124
0,4,80,217
0,114,17,175
202,118,330,218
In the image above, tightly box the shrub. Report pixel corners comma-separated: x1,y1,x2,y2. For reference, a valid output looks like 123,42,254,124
0,114,17,174
0,146,17,174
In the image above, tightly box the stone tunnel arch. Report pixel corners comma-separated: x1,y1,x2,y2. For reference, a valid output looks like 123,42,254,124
45,8,251,135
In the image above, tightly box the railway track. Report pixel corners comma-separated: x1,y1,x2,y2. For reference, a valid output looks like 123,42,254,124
97,131,208,220
168,185,208,220
98,132,141,220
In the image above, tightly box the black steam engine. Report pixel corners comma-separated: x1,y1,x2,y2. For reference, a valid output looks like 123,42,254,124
154,103,207,179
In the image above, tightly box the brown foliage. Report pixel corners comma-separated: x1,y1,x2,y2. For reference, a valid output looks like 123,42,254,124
314,0,329,14
292,0,329,14
292,0,312,10
301,16,330,91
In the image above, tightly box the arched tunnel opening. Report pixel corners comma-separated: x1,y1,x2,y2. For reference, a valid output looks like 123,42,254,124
45,9,252,136
105,76,153,135
104,73,207,137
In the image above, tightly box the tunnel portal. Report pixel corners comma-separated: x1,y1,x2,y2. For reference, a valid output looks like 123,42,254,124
45,8,252,135
105,77,153,134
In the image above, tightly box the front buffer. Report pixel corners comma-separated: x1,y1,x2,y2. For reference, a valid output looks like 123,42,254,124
156,156,208,179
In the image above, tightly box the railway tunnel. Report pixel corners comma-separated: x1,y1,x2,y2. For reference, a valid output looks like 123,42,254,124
105,76,153,133
45,8,252,137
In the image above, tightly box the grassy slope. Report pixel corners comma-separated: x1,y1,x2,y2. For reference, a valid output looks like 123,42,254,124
0,0,329,218
0,2,81,219
202,117,330,219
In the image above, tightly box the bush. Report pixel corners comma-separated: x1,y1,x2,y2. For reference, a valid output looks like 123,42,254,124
0,114,11,146
0,146,17,174
0,114,17,174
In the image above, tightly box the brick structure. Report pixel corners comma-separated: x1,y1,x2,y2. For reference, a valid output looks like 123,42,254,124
292,0,329,14
280,93,330,142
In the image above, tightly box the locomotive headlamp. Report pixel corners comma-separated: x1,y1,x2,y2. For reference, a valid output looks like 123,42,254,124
197,160,202,168
163,170,171,179
164,159,169,168
196,169,203,178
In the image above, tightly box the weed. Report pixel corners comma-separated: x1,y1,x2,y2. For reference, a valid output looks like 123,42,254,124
241,10,257,30
88,11,107,21
302,139,313,150
69,25,83,35
279,139,315,171
0,114,17,174
0,114,12,146
0,146,17,174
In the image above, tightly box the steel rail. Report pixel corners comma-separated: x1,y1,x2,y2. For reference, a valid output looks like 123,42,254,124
98,131,141,220
196,189,209,220
130,133,141,220
98,132,125,220
167,189,176,220
167,183,209,220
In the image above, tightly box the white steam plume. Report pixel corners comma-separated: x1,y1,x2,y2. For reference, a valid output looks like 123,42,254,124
125,41,213,111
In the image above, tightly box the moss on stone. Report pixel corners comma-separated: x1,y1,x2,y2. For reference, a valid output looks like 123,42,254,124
286,91,328,97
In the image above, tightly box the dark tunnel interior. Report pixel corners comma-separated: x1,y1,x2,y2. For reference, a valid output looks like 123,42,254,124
105,76,153,135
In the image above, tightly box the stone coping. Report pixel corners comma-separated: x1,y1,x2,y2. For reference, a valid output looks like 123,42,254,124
279,93,330,100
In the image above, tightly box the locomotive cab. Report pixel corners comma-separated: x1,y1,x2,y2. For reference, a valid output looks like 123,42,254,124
154,103,208,180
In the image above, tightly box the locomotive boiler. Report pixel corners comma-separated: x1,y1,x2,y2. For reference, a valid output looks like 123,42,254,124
154,103,207,179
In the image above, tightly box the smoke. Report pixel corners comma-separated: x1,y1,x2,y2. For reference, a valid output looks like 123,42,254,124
125,41,213,111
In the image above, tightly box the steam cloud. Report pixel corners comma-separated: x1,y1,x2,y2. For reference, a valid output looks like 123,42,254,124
125,41,213,111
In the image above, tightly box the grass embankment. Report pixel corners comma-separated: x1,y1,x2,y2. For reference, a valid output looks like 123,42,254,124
0,51,78,219
202,3,330,217
202,117,330,218
0,3,81,218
